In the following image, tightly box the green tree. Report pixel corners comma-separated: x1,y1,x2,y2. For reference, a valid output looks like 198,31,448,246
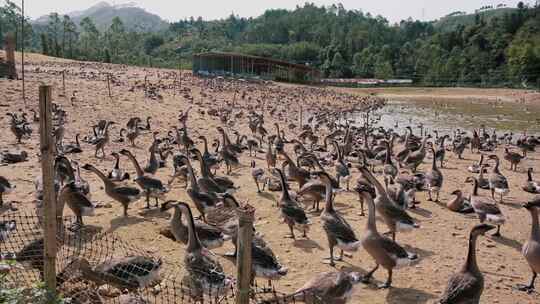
374,59,393,79
144,35,165,55
47,13,62,57
79,17,100,60
62,15,77,58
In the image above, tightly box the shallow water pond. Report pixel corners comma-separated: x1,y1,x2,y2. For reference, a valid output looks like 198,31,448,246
368,99,540,135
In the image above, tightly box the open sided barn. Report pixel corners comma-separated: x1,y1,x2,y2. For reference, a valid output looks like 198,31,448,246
192,51,320,83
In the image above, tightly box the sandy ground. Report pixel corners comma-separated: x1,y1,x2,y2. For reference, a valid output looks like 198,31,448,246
1,52,540,303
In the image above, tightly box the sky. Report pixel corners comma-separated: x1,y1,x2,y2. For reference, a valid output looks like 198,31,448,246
14,0,537,23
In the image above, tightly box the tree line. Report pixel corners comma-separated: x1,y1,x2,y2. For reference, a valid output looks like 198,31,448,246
1,1,539,87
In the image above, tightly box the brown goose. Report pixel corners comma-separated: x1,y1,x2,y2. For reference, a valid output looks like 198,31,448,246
517,196,540,293
279,149,310,189
160,201,229,249
313,171,361,266
274,168,310,239
438,224,495,304
82,164,141,217
447,190,474,214
358,166,419,241
358,188,418,289
0,176,14,207
401,135,430,172
504,147,524,171
58,182,95,229
262,271,361,304
177,202,232,300
143,137,160,175
93,121,114,158
425,145,443,202
107,152,130,182
487,155,509,203
523,168,540,194
120,149,168,209
184,157,219,221
465,177,506,237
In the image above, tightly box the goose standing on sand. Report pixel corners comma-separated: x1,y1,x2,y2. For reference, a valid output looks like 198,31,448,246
58,182,95,230
357,187,418,289
0,176,14,207
160,201,229,249
517,196,540,293
251,160,266,193
359,167,419,241
465,177,506,237
143,137,160,175
62,134,82,154
177,202,232,300
274,168,310,239
438,224,495,304
107,152,130,182
185,158,218,221
504,147,524,171
312,171,361,266
93,121,114,158
487,155,509,203
523,168,540,194
82,164,141,217
468,154,487,174
120,149,168,209
426,145,443,202
434,135,449,168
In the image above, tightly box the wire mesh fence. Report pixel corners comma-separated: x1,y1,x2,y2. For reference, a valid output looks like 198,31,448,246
0,212,325,304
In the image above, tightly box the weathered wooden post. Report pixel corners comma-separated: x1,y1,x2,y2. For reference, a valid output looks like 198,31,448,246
236,204,255,304
21,0,26,103
62,70,66,97
107,73,112,98
39,85,57,291
5,33,17,80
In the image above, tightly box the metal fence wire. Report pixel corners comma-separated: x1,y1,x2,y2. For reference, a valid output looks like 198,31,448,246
0,212,325,304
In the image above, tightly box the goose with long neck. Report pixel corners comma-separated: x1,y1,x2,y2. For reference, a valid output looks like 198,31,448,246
143,137,160,175
108,152,130,182
119,149,167,209
382,140,398,188
425,145,443,202
439,224,495,303
160,201,228,249
190,148,226,194
184,157,218,221
177,202,232,299
465,177,505,237
198,135,219,170
82,164,140,217
94,121,114,158
468,154,487,173
273,168,310,239
63,134,82,154
278,148,310,189
517,197,540,293
358,187,418,289
487,154,509,203
434,135,449,168
59,182,95,229
523,168,540,194
401,135,431,173
333,141,351,191
358,166,418,241
312,171,361,267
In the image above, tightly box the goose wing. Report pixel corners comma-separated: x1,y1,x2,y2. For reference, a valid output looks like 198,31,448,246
378,236,409,259
471,199,502,215
439,272,482,304
135,176,165,190
323,216,358,243
489,173,508,189
281,204,309,225
69,191,94,208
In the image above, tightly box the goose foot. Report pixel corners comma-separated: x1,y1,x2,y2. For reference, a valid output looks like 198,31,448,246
516,284,534,293
322,259,336,267
377,282,391,289
324,256,342,262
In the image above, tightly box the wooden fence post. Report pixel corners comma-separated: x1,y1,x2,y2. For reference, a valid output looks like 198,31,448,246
107,73,112,98
39,85,57,291
236,204,255,304
62,70,66,97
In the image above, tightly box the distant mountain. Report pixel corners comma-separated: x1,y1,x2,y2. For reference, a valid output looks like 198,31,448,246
34,2,168,32
434,7,517,32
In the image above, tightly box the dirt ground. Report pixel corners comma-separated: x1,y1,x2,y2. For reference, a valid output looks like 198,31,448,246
1,52,540,303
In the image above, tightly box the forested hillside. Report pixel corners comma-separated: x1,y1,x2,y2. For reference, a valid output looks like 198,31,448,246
1,1,539,87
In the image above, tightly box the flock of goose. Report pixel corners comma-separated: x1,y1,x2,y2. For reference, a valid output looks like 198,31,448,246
1,66,540,303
